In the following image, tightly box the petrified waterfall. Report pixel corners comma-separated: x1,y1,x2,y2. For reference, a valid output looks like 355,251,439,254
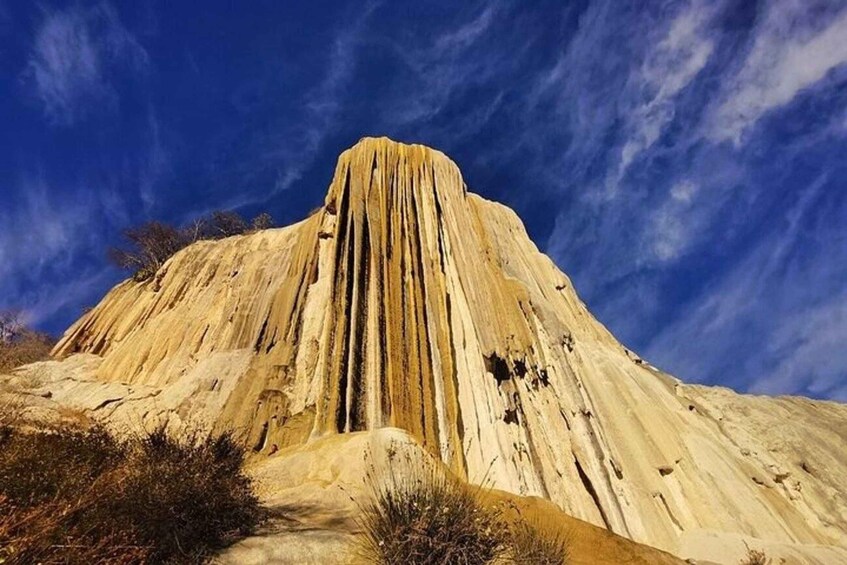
25,137,847,558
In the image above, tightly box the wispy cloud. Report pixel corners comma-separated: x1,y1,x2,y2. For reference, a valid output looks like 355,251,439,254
379,3,510,135
541,0,722,284
614,1,715,190
139,109,168,212
0,172,115,326
708,2,847,144
203,1,383,216
277,3,379,189
649,179,701,261
0,174,91,280
644,172,847,399
22,2,148,125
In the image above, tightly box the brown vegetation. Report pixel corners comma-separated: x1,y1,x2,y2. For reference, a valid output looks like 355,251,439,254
506,518,570,565
0,310,54,373
360,463,505,565
359,459,569,565
0,424,263,564
108,210,274,281
740,547,771,565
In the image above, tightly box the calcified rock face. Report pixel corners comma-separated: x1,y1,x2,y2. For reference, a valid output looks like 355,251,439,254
7,138,847,562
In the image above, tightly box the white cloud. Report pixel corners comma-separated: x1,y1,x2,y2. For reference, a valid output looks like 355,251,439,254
139,110,167,211
643,172,846,398
670,179,698,203
21,268,115,327
0,174,95,282
381,3,506,130
709,2,847,144
751,291,847,398
617,1,715,179
0,173,122,327
23,3,148,125
265,2,380,197
434,4,499,52
646,179,706,262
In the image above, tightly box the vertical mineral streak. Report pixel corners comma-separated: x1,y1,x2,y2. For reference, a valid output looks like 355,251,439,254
46,137,847,558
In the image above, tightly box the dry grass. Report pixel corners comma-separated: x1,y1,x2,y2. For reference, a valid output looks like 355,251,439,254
359,462,506,565
506,519,569,565
359,450,571,565
0,331,54,373
0,425,263,564
740,547,771,565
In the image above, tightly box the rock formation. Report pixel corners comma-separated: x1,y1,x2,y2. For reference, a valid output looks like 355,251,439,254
216,427,684,565
3,137,847,563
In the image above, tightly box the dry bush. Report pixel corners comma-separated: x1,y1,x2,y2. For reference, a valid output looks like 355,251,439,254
0,426,122,506
0,310,55,373
108,221,187,281
507,519,569,565
0,332,53,372
111,429,264,562
0,496,151,565
108,210,274,281
250,212,274,231
359,460,507,565
740,547,771,565
0,426,262,564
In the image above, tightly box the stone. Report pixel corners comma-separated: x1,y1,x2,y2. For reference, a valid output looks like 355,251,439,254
215,428,684,565
2,137,846,564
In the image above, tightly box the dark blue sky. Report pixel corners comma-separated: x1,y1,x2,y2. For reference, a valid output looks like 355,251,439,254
1,1,846,400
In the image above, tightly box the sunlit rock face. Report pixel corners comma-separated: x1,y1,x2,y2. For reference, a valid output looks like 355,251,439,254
8,137,847,561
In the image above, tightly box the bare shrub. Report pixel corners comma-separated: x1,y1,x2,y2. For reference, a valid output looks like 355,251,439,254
740,547,771,565
0,310,55,373
0,310,23,342
108,210,275,281
0,425,262,564
250,212,274,231
206,211,249,239
507,519,569,564
108,221,188,281
359,459,507,565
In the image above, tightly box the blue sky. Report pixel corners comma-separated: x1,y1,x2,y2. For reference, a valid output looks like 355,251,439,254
1,1,845,400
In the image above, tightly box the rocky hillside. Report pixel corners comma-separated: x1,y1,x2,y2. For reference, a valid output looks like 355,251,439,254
3,137,846,564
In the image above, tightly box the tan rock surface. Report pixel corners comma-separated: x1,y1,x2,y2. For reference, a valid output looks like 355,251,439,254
3,137,847,563
216,427,684,565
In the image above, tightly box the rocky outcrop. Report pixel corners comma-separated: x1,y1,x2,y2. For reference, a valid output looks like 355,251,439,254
216,428,685,565
3,137,847,563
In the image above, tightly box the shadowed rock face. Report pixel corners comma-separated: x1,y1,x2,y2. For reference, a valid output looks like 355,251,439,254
7,137,847,562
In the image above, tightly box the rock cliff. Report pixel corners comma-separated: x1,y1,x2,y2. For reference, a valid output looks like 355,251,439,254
4,137,847,563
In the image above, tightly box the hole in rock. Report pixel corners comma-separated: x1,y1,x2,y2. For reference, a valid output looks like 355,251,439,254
484,353,511,385
252,422,269,452
504,407,519,425
513,359,527,378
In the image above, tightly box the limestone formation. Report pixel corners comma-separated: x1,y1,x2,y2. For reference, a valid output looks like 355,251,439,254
216,427,685,565
3,137,846,563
